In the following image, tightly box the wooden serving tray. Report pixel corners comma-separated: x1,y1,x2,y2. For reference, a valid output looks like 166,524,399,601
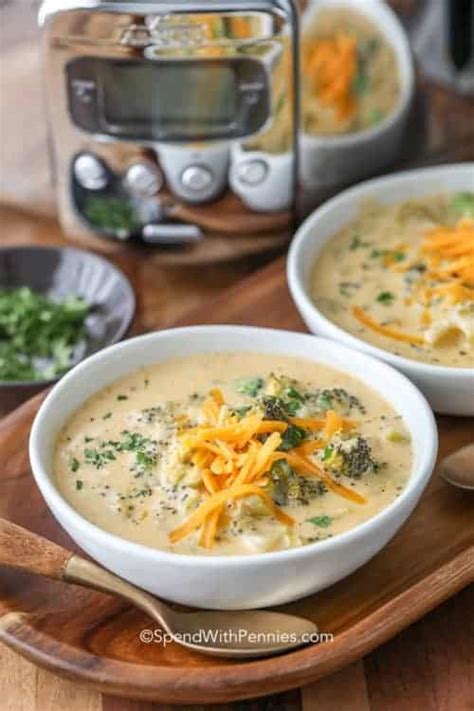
0,258,473,704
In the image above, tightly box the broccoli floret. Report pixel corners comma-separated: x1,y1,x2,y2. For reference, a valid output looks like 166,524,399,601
325,436,379,478
260,395,289,421
307,388,366,415
267,459,326,506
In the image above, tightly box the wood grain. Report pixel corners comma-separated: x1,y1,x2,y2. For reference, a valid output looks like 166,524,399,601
1,1,474,707
0,519,72,580
0,260,472,704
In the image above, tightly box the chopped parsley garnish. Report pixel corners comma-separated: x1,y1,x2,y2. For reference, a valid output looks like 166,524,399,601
451,192,474,219
70,457,80,473
349,236,370,250
376,291,395,304
370,248,405,262
322,445,334,461
236,377,264,397
307,515,333,528
102,412,113,420
117,394,128,401
84,447,116,469
0,287,89,382
75,479,84,491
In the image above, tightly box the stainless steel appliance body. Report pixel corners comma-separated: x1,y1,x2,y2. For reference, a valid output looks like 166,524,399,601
40,0,299,248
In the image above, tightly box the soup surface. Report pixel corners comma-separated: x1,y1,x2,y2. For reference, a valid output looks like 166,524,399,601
302,6,400,136
311,193,474,367
54,353,411,556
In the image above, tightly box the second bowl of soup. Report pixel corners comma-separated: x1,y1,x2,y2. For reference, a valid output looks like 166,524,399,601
288,164,474,415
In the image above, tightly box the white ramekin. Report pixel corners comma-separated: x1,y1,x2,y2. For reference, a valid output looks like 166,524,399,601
288,163,474,416
300,0,415,193
29,326,437,609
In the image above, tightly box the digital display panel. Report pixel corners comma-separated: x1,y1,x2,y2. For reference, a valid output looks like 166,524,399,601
102,61,237,136
67,57,269,141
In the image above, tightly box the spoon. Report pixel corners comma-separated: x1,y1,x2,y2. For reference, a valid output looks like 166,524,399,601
0,517,317,658
439,443,474,491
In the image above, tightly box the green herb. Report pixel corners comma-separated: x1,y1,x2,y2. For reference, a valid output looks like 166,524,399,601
315,392,333,411
75,479,84,491
236,377,264,397
70,457,80,473
103,412,113,420
84,447,116,469
370,248,405,262
352,63,368,96
376,291,395,304
451,192,474,219
0,287,89,382
370,248,387,258
367,107,383,126
307,515,333,528
322,445,334,461
279,424,306,452
107,430,158,472
84,196,140,235
117,394,128,401
349,236,369,250
283,387,305,403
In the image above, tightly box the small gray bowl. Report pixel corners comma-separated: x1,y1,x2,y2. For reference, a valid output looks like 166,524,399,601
0,246,135,414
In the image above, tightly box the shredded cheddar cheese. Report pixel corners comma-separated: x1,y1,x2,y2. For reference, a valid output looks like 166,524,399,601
422,218,474,291
303,33,358,120
169,392,366,548
352,306,425,346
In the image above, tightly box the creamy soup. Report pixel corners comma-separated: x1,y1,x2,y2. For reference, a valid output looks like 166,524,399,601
245,7,400,155
302,7,400,136
311,193,474,367
54,353,412,556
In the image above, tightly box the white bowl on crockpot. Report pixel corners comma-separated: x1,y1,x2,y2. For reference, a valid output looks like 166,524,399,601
299,0,415,195
29,326,437,609
288,163,474,416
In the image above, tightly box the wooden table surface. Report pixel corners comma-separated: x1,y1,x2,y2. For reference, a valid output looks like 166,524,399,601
1,1,474,709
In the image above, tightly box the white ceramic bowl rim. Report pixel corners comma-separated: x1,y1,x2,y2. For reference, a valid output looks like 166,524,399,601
300,0,415,146
288,163,474,380
29,325,437,569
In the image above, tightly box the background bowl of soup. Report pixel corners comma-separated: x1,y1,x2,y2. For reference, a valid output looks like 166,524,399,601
29,326,436,609
299,0,414,200
288,163,474,415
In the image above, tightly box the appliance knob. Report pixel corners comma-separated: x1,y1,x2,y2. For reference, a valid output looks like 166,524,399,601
125,163,162,197
73,153,109,191
234,159,269,186
180,165,214,194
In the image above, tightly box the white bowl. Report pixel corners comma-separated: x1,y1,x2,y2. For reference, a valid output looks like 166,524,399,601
288,163,474,416
300,0,415,195
29,326,437,609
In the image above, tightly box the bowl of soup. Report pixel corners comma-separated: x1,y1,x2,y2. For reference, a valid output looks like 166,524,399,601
29,326,436,609
288,163,474,415
299,0,414,194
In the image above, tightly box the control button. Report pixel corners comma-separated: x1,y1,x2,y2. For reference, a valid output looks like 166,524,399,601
125,163,162,197
181,165,214,194
73,154,108,191
234,159,268,186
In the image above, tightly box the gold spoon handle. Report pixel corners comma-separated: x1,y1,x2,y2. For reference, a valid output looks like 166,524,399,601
0,517,171,630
